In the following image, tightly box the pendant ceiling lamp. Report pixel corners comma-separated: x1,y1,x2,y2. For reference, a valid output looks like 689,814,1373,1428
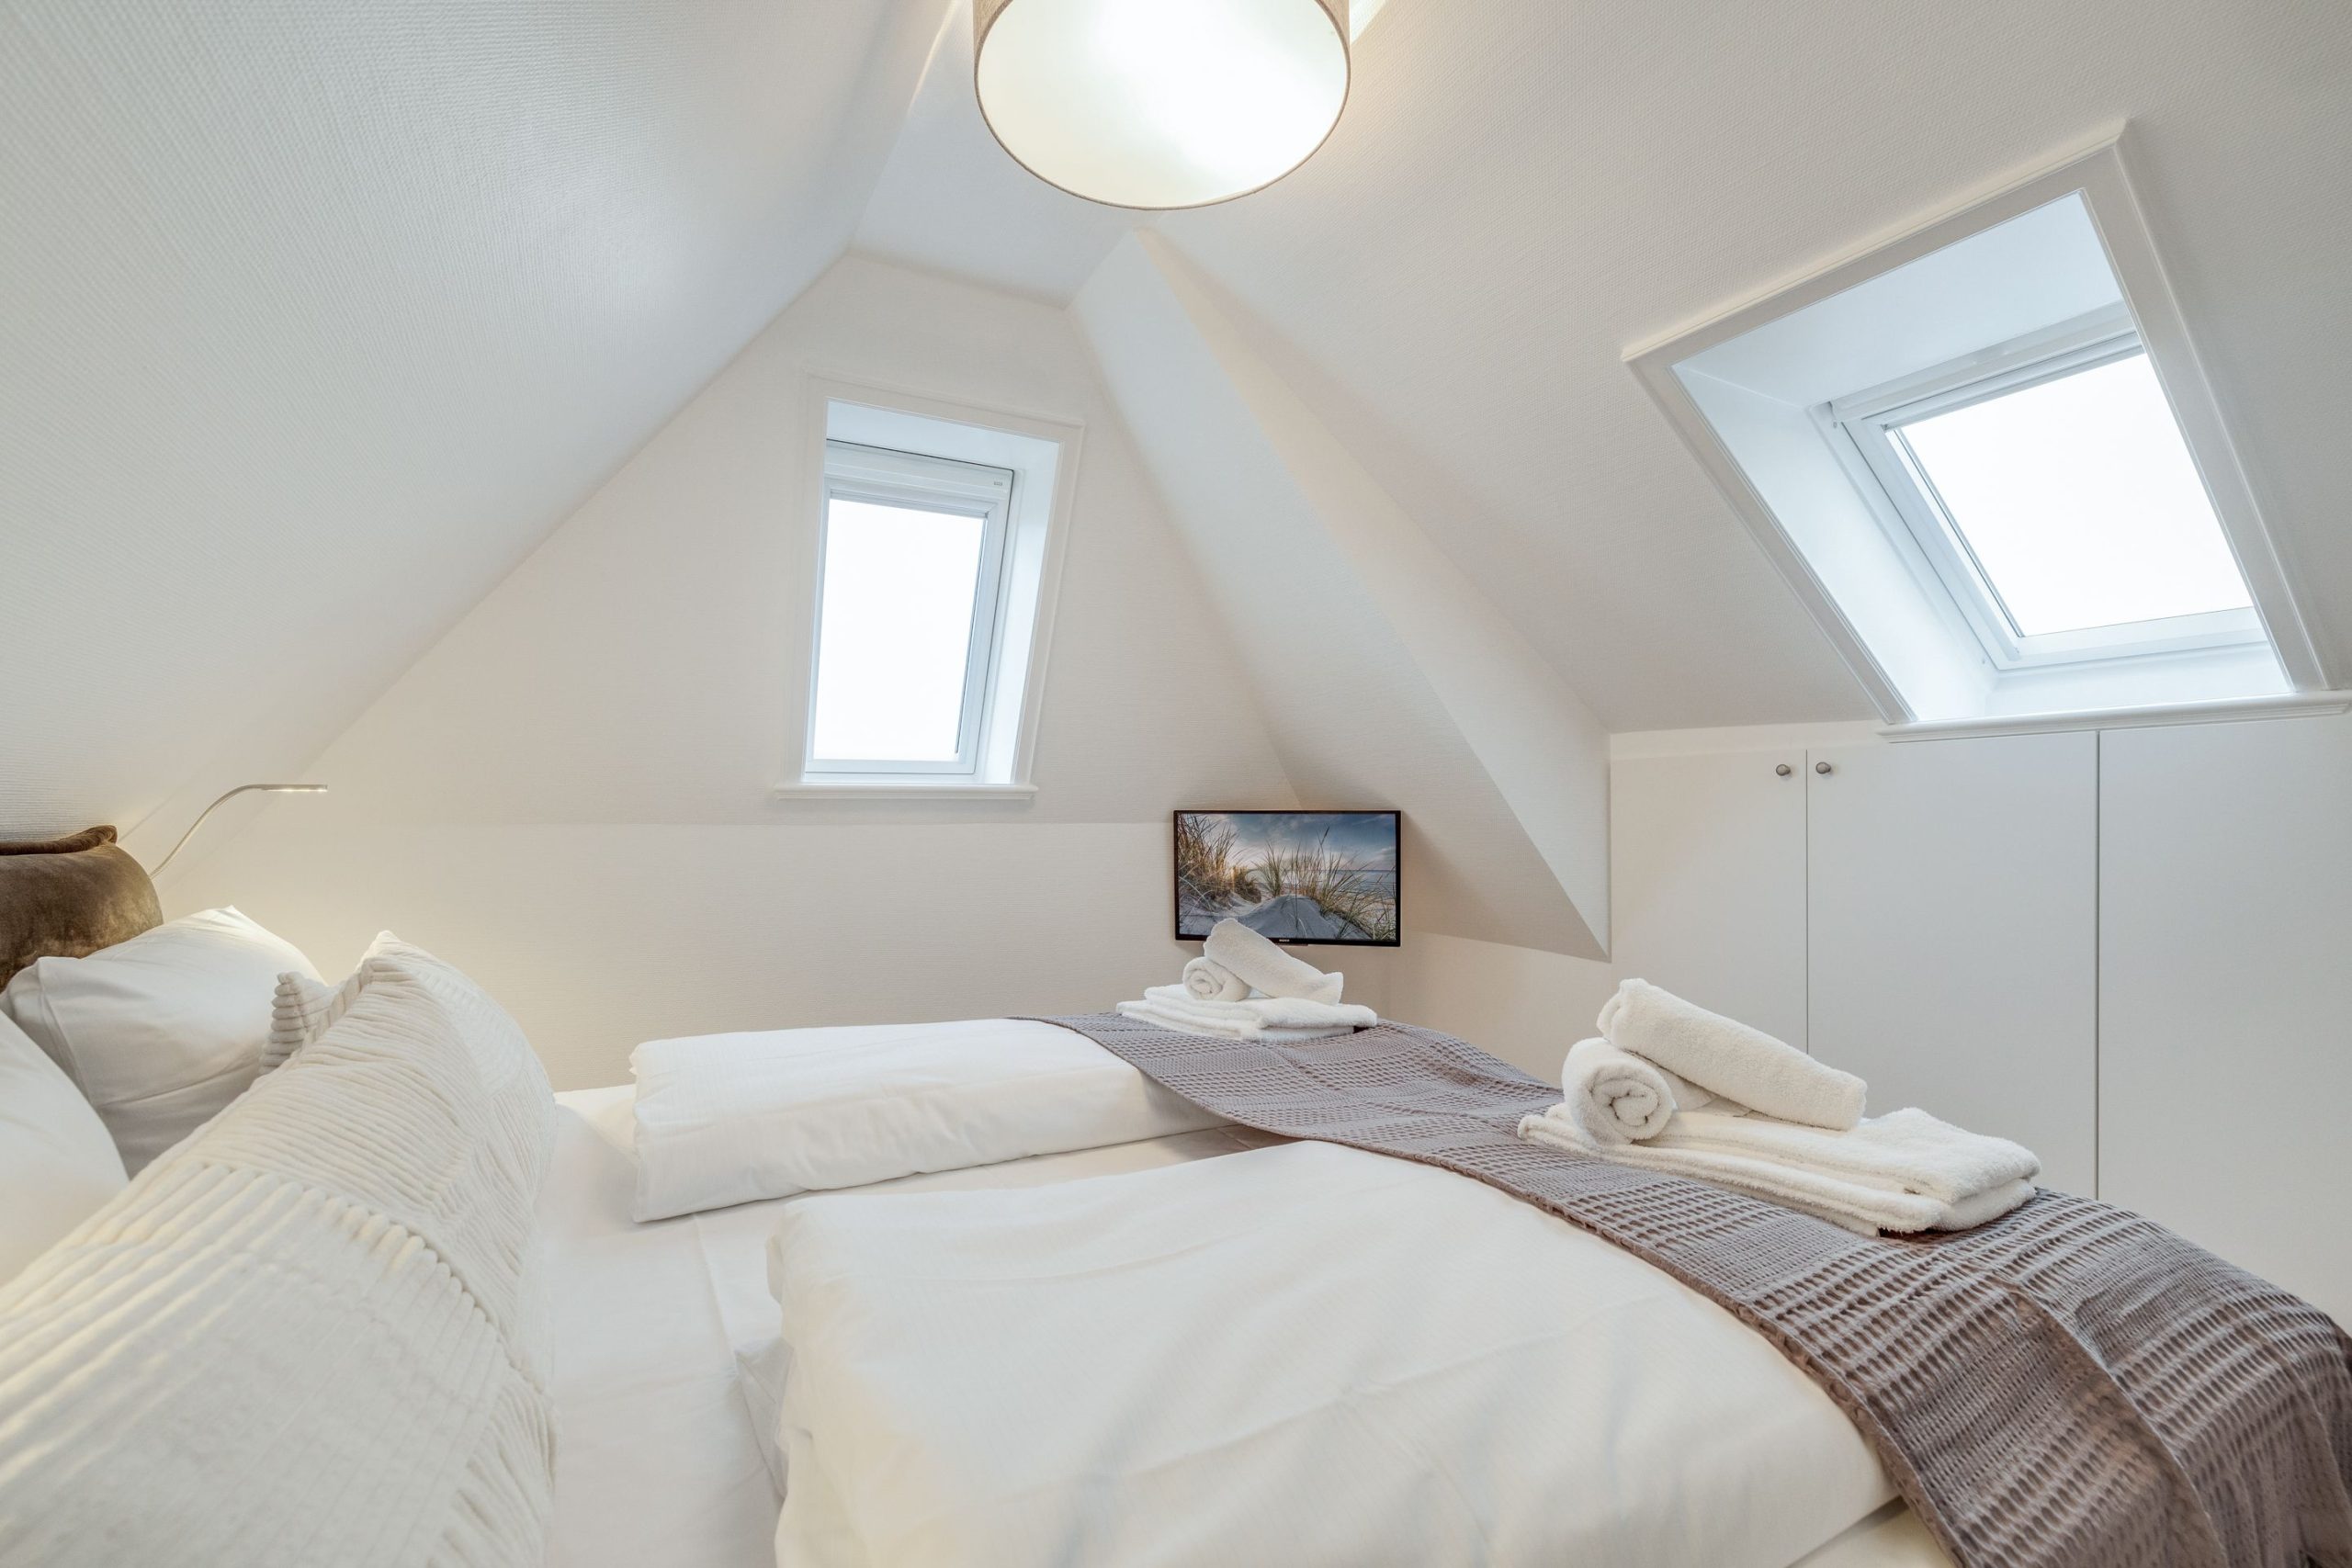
974,0,1350,210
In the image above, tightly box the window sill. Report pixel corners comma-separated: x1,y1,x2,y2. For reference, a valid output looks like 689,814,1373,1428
1881,690,2351,742
772,780,1039,801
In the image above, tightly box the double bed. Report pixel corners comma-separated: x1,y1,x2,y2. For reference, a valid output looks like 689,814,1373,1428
4,834,2346,1568
541,1074,1946,1568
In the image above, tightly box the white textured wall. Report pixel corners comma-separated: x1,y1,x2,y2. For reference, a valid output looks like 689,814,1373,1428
1383,935,1617,1083
0,0,936,849
170,256,1305,1088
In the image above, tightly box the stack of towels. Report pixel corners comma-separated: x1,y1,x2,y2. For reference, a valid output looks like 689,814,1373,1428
1116,919,1376,1042
1519,979,2040,1235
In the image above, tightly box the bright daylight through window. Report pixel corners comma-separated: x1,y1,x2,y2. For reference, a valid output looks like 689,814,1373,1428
807,442,1012,775
1888,350,2251,639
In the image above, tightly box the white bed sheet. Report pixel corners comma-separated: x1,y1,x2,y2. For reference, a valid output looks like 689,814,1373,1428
540,1086,1283,1568
544,1086,1950,1568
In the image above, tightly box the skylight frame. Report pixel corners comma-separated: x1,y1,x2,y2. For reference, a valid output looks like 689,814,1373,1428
1823,308,2265,671
803,439,1019,778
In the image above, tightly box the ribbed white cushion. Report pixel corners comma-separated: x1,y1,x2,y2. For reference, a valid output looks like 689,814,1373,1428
262,931,398,1072
264,969,359,1069
2,908,318,1172
0,937,556,1567
0,1010,125,1284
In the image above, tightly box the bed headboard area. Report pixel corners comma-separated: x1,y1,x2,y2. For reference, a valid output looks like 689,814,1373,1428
0,826,164,987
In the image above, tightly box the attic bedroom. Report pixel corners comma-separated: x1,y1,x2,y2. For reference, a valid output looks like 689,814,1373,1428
3,1,2348,1563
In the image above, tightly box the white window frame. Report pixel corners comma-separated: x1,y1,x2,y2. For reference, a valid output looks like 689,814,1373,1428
1821,307,2265,671
803,439,1018,778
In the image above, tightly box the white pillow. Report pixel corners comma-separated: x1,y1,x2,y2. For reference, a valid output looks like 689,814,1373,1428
628,1018,1226,1222
0,935,556,1565
0,1010,127,1283
2,908,318,1173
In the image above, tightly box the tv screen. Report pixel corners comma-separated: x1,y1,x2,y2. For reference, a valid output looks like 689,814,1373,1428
1173,810,1400,947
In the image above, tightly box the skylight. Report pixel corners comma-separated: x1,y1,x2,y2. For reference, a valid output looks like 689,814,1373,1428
1888,352,2251,638
1832,316,2267,670
1635,150,2323,728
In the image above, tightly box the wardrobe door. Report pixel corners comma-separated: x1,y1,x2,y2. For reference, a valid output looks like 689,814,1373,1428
1805,732,2098,1194
1611,750,1807,1049
2100,715,2352,1325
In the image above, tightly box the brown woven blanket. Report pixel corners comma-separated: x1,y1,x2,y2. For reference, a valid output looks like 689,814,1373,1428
1040,1013,2352,1568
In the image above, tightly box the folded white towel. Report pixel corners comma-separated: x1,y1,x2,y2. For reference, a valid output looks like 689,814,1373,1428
1204,918,1345,1004
1557,1037,1706,1144
1657,1104,2037,1202
1115,1002,1359,1044
1182,957,1250,1002
1600,979,1864,1131
1115,985,1375,1042
1928,1179,2040,1233
1517,1103,2038,1235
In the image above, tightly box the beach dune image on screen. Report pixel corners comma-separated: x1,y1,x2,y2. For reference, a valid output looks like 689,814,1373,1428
1174,811,1399,945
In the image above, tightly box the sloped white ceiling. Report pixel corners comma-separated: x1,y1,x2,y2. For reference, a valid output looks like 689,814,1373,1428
859,0,2352,730
1145,0,2352,728
9,0,2350,891
853,1,1132,302
0,0,935,842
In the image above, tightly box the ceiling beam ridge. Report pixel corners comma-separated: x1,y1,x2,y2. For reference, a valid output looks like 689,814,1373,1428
1075,232,1611,955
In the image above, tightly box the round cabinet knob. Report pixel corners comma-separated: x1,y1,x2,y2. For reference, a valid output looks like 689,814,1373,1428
1815,761,1833,774
1774,762,1792,776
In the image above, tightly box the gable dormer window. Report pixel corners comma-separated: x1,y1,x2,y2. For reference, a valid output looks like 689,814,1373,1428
1826,310,2261,671
781,387,1080,796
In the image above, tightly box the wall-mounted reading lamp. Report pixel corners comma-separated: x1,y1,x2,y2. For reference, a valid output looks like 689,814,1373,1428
149,784,329,876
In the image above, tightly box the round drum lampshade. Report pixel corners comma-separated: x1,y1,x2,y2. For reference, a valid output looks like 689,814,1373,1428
974,0,1350,210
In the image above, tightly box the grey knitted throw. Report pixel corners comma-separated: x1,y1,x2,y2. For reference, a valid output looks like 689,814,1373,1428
1037,1013,2352,1568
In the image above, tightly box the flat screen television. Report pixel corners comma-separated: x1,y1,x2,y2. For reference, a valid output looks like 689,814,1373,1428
1173,810,1400,947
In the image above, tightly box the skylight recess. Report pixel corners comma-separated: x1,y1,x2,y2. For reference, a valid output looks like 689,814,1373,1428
1888,352,2252,638
1632,144,2326,729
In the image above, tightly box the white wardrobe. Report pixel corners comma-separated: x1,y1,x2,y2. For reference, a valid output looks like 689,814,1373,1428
1611,711,2352,1323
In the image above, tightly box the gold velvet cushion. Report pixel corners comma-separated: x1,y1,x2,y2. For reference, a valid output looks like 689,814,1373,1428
0,827,163,989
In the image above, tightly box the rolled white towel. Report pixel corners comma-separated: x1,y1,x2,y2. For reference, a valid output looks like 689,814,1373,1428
1182,956,1250,1002
1559,1038,1690,1145
1600,979,1864,1131
1204,918,1344,1004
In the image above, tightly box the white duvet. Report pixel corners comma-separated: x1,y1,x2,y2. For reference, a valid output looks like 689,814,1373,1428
765,1140,1900,1568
